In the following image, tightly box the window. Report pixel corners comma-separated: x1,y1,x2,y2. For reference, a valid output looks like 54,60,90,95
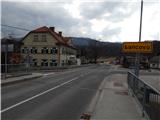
32,59,37,66
33,35,39,42
41,59,48,66
41,47,48,54
22,49,25,53
41,35,47,42
22,47,29,54
62,48,65,54
50,47,58,54
50,59,57,66
31,47,37,54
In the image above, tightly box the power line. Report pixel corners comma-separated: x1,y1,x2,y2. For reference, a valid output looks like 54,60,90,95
1,24,31,31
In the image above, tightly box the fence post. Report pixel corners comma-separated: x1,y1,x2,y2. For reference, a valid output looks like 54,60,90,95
142,84,147,117
4,39,8,79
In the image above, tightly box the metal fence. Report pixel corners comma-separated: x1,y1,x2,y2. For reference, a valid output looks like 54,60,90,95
1,64,31,79
128,72,160,120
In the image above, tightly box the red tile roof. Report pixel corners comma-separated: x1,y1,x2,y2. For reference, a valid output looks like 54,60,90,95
31,26,66,44
32,26,49,32
23,26,76,49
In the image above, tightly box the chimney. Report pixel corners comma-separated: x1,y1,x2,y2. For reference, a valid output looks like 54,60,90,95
59,31,62,36
49,27,55,32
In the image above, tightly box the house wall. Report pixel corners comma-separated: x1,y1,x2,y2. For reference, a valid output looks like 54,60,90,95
149,55,160,69
21,32,77,67
22,33,56,46
21,33,59,66
59,46,77,66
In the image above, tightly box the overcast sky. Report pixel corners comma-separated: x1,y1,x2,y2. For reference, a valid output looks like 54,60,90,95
1,0,160,42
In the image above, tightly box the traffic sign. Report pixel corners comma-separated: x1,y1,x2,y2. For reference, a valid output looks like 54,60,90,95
122,42,153,53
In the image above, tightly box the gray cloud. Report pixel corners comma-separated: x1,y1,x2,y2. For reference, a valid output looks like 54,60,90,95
0,1,136,40
79,1,122,20
1,0,159,41
1,1,80,37
80,1,139,22
102,27,121,37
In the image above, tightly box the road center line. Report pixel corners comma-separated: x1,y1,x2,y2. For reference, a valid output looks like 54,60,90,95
1,76,79,113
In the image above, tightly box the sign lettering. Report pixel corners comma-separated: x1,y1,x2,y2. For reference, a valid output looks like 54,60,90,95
122,42,153,53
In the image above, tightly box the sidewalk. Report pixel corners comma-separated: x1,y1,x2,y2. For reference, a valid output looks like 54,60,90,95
1,73,43,86
140,74,160,91
91,73,145,120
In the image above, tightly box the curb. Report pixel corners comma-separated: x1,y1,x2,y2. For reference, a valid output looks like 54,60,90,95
81,71,128,119
1,75,43,86
82,72,111,118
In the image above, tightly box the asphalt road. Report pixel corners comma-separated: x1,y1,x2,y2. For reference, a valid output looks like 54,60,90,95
1,65,112,120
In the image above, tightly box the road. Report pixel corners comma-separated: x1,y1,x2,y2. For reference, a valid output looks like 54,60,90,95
1,65,112,120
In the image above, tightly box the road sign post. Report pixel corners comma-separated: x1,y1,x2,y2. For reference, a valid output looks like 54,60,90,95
122,41,153,76
136,0,143,77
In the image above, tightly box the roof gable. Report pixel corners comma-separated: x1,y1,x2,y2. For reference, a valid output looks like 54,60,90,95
22,26,76,49
32,26,49,32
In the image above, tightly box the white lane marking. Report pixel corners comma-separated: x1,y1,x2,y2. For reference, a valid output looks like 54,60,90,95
1,76,79,113
42,69,84,78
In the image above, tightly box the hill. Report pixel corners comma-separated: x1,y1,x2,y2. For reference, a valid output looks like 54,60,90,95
71,37,122,57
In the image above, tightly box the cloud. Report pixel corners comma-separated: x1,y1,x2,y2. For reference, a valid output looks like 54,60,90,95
1,0,160,42
1,1,80,37
102,27,121,37
79,1,138,22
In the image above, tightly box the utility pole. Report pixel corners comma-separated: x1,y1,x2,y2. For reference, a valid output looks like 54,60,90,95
139,0,143,42
135,0,143,76
4,38,8,79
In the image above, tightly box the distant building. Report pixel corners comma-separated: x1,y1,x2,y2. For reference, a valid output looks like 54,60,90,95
1,37,22,64
21,26,77,67
1,37,23,73
149,55,160,69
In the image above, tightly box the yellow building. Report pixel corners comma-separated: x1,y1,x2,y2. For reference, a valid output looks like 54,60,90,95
21,26,77,67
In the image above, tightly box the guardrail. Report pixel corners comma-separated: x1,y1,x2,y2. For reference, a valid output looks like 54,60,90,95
128,72,160,120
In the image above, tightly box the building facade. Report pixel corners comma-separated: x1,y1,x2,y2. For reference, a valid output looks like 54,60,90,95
149,55,160,69
1,37,22,64
21,26,77,67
